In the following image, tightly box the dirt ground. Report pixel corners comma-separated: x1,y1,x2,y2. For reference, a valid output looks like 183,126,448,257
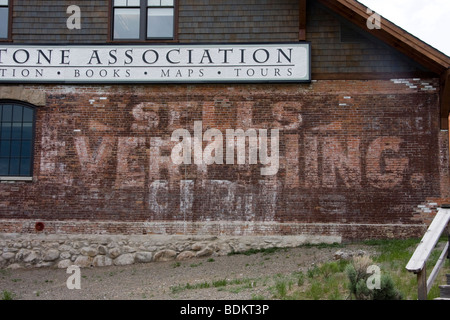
0,244,371,300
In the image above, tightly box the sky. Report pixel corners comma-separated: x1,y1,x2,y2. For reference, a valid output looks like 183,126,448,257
358,0,450,57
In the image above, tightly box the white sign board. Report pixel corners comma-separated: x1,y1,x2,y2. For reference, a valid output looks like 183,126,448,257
0,43,310,83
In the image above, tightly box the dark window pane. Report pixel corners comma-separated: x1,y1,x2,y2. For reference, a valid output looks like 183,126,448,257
21,140,32,157
20,158,31,176
0,140,10,157
0,8,8,39
147,8,173,38
12,106,23,122
11,123,22,139
9,157,19,176
1,122,11,139
114,8,140,39
0,158,8,175
23,107,33,122
0,103,34,177
22,123,32,140
2,105,12,122
10,140,21,157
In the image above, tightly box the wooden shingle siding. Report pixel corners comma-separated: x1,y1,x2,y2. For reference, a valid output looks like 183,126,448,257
8,0,431,74
308,1,428,75
12,0,109,43
178,0,300,42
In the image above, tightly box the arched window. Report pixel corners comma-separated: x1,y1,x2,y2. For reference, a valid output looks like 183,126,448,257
0,101,35,178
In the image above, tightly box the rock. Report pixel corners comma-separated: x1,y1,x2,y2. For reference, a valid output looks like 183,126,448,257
215,242,231,255
196,247,213,258
7,263,22,270
176,251,196,261
80,246,98,257
15,248,31,261
59,244,72,252
2,252,15,260
356,249,368,257
191,243,204,251
72,241,82,249
43,249,60,261
23,251,39,263
60,251,71,260
334,250,350,260
93,255,113,267
57,259,72,269
334,249,368,260
46,242,59,249
154,249,177,262
36,262,54,268
122,246,136,253
108,247,122,259
114,253,135,266
74,256,94,268
13,242,23,249
97,245,108,255
135,252,153,263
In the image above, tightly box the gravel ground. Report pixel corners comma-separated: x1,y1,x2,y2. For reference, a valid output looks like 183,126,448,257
0,244,372,300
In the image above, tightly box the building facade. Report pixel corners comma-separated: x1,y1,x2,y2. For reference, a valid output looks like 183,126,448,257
0,0,449,267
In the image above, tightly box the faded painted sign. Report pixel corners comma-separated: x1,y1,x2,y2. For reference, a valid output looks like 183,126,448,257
37,89,439,224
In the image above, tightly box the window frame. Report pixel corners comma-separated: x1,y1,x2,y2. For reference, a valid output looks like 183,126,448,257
109,0,178,43
0,100,36,181
0,0,13,42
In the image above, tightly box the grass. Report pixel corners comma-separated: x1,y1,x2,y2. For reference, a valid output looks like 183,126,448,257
170,277,258,295
287,237,449,300
227,247,285,256
170,281,212,294
1,290,15,300
169,237,449,300
228,242,343,257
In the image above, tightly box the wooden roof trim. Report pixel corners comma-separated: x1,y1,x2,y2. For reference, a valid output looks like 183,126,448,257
441,69,450,127
315,0,450,75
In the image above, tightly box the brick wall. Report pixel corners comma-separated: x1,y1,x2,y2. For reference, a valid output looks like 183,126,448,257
0,78,443,240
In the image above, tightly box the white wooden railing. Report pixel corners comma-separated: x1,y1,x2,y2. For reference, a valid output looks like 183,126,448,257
406,205,450,300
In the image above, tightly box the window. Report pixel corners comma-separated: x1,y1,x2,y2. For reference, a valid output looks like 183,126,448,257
0,102,35,178
112,0,175,40
0,0,10,40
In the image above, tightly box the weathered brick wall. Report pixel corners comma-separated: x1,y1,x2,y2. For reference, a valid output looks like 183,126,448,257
0,78,443,240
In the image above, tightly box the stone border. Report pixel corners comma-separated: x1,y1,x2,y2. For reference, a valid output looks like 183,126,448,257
0,233,341,269
0,86,46,106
